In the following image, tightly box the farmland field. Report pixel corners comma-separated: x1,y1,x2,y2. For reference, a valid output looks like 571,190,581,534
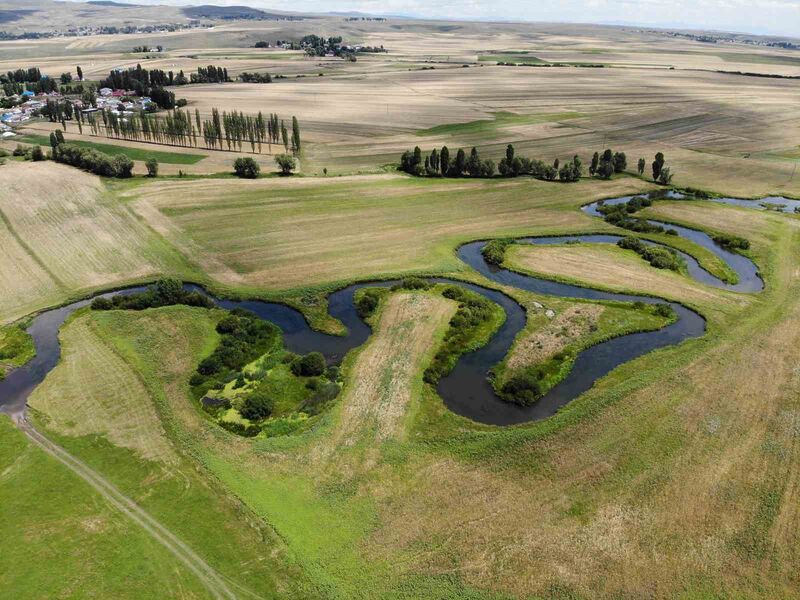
2,4,800,599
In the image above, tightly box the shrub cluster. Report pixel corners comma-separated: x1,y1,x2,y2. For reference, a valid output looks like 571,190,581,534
299,381,341,415
617,236,682,271
391,277,430,291
290,352,326,377
713,234,750,251
240,389,274,420
53,143,134,178
499,352,572,406
481,238,513,265
233,156,260,178
356,288,383,318
194,309,280,385
424,286,497,384
598,196,665,234
91,278,213,311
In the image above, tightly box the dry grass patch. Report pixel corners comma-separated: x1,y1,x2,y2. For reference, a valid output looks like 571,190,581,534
29,313,176,463
643,200,800,245
506,303,603,370
325,292,456,453
506,243,737,308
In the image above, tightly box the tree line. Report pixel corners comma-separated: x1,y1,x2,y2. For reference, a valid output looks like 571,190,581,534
400,144,674,185
400,144,583,182
68,106,301,155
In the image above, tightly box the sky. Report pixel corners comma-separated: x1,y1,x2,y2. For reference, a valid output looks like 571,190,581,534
70,0,800,37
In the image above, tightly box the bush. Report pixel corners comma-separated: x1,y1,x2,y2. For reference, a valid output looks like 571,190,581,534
145,157,158,177
356,289,382,318
654,303,675,319
618,237,680,270
240,390,273,420
94,278,215,312
219,420,261,437
291,352,326,377
617,236,645,253
482,238,513,265
233,157,260,178
112,154,134,178
52,143,134,178
501,373,542,406
274,153,296,175
91,297,113,310
713,234,750,251
30,145,45,161
12,144,27,157
392,277,430,291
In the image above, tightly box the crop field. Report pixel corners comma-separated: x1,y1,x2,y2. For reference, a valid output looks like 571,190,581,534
3,9,800,599
130,173,653,291
506,242,736,307
0,162,195,323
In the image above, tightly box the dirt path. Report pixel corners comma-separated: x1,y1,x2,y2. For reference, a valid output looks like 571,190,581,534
15,415,238,600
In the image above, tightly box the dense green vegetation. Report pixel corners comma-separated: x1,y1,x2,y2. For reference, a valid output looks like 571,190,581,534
598,195,668,233
424,284,505,384
0,322,34,379
617,236,684,271
481,238,513,265
91,279,213,311
20,134,206,164
233,156,260,178
188,307,340,438
52,142,134,178
713,233,751,250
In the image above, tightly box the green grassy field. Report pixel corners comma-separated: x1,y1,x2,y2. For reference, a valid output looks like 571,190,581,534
415,111,585,138
28,306,308,598
0,416,214,598
20,198,800,597
0,323,34,379
19,135,207,165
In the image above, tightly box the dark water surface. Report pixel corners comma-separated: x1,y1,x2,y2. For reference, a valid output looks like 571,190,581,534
0,191,769,425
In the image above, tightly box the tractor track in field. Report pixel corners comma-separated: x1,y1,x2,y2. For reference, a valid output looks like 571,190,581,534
15,415,239,600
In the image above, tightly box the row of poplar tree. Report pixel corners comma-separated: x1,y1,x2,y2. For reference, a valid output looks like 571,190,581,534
53,105,301,154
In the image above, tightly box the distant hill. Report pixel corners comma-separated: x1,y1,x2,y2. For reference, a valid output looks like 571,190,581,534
86,1,143,7
0,8,38,23
182,5,304,21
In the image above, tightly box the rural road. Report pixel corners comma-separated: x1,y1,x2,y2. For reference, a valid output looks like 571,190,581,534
15,415,239,600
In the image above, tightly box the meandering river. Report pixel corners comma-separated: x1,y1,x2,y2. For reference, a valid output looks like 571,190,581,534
1,191,772,425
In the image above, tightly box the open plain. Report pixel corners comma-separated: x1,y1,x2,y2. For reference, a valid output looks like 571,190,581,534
1,1,800,598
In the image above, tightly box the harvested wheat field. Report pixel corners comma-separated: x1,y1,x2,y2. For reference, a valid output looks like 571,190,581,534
130,173,651,290
0,162,193,322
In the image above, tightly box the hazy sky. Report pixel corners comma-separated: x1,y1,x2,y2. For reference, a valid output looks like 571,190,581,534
72,0,800,37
